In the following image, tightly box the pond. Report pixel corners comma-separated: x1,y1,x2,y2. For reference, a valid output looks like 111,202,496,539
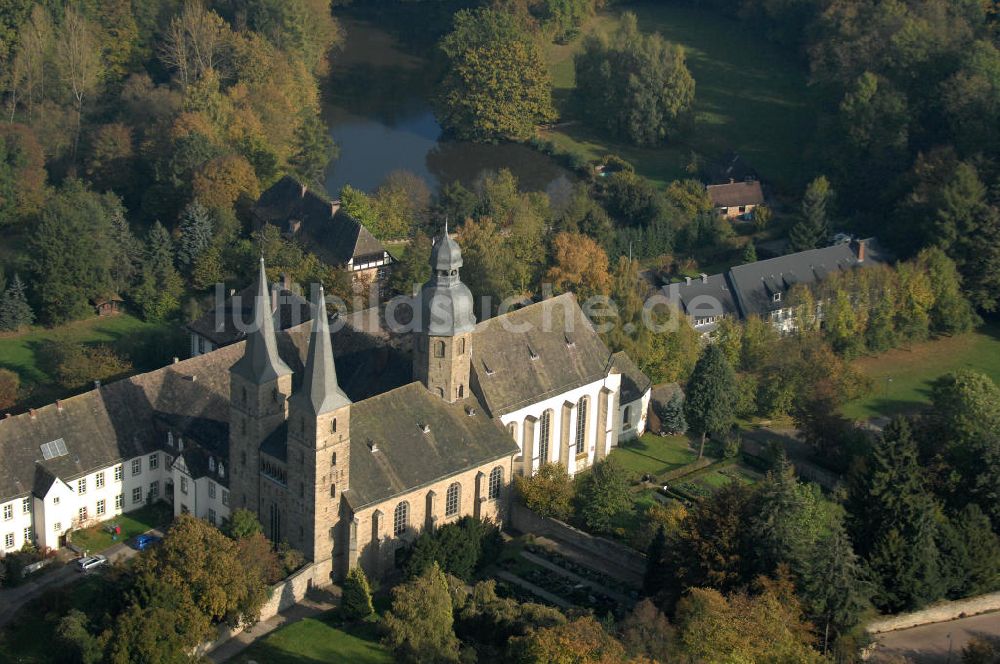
322,18,574,196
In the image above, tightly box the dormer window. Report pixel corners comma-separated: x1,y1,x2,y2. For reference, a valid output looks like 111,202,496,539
565,334,575,348
528,346,539,361
483,361,495,376
773,292,782,302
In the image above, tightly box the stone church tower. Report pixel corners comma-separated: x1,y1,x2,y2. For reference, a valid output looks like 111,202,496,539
228,258,293,513
414,225,476,402
285,285,351,576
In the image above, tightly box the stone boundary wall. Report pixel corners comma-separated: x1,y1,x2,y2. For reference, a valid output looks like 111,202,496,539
197,562,323,655
507,499,645,585
866,591,1000,634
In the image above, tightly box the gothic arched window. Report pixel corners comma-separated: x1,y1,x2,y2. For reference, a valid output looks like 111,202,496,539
393,502,409,536
538,410,552,464
332,418,337,433
575,397,589,455
458,338,466,355
488,467,503,500
445,482,461,516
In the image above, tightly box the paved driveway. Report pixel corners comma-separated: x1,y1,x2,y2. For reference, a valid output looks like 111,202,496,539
873,612,1000,663
0,528,162,628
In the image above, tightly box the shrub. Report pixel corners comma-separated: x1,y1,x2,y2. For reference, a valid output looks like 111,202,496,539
341,567,375,620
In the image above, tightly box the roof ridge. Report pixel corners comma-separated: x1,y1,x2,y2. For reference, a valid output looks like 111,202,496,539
474,292,578,329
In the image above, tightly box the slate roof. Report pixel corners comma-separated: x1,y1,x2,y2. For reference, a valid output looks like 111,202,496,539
344,383,517,510
706,180,764,208
187,282,313,348
230,258,293,385
0,315,410,503
611,352,651,404
728,240,887,318
470,293,615,417
253,175,388,266
667,273,740,321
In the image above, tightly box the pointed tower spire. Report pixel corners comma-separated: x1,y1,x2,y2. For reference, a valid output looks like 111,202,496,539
231,257,292,384
291,284,351,415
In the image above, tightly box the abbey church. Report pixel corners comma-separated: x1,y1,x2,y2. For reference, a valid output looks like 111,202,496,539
0,229,649,583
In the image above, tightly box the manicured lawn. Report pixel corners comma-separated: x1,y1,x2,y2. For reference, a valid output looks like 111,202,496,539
842,323,1000,420
0,313,176,407
235,610,391,664
543,1,818,191
69,502,172,554
611,432,698,477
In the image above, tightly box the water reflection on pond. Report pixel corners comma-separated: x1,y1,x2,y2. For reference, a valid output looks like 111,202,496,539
323,18,572,195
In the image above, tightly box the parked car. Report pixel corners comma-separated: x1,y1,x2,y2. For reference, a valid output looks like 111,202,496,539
75,555,108,572
132,534,161,551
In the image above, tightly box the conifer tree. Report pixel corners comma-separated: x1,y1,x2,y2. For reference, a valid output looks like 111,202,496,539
659,391,687,434
800,518,870,654
132,222,183,322
788,176,833,251
684,344,737,458
848,417,945,611
643,526,668,598
341,566,375,621
176,199,213,268
742,240,757,264
0,274,34,331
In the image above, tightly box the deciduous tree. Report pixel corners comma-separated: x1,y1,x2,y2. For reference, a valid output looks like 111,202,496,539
382,562,461,664
576,456,632,534
437,8,556,141
545,232,611,300
513,463,574,520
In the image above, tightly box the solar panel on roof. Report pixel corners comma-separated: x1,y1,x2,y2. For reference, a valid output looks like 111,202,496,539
39,438,69,461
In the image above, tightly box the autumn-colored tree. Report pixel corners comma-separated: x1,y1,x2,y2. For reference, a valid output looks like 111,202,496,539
511,615,628,664
133,514,269,629
0,123,46,219
44,341,133,391
55,7,103,162
0,369,19,411
192,154,260,212
546,232,611,300
513,463,574,520
674,572,823,663
158,2,231,87
85,123,134,194
619,599,673,663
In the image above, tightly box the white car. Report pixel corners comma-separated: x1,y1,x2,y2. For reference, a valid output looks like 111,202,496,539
75,554,108,572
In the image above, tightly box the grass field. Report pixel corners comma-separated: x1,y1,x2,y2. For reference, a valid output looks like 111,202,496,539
610,432,698,476
0,314,176,408
543,1,817,191
843,323,1000,420
0,575,106,663
69,502,172,554
235,611,391,664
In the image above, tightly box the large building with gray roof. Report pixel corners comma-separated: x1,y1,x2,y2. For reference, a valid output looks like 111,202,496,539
669,238,887,334
0,227,649,585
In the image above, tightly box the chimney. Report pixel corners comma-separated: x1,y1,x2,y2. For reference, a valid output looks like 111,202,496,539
56,400,63,412
5,413,12,419
94,380,101,388
229,288,236,297
855,239,866,262
281,272,292,291
172,357,179,364
729,177,735,184
684,276,692,286
270,284,279,313
330,201,341,217
29,409,36,420
300,182,307,197
700,273,708,284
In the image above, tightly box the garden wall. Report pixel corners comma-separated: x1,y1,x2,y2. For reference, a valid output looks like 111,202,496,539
197,562,324,655
866,591,1000,634
507,499,645,587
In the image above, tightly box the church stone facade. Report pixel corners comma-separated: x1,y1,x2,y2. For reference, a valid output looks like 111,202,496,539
0,228,649,587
